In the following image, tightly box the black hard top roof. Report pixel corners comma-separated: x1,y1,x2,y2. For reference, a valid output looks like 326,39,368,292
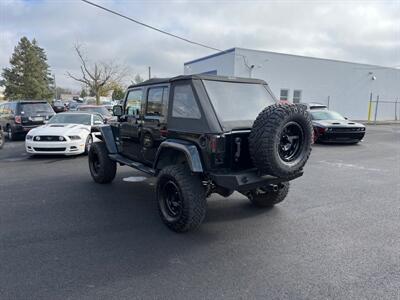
127,74,267,89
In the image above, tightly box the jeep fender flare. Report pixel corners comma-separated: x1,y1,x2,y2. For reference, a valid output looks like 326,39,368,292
154,139,203,173
92,125,118,154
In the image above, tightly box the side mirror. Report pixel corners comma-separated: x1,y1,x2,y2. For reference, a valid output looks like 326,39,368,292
94,120,103,125
113,105,123,117
344,117,348,120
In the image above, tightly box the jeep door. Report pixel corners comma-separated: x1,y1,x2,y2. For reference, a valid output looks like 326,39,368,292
142,85,169,165
120,88,144,160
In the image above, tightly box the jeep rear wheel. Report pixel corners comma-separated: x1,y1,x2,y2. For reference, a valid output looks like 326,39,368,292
156,165,206,233
247,182,290,208
88,142,116,184
249,104,312,177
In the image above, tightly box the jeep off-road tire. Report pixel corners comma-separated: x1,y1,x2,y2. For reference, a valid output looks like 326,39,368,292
249,104,312,177
156,165,206,233
247,182,290,208
6,125,17,141
88,142,116,184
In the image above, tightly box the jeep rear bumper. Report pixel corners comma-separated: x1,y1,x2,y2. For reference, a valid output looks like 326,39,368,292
209,169,303,192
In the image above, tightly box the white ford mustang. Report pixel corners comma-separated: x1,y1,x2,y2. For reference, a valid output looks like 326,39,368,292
25,112,104,155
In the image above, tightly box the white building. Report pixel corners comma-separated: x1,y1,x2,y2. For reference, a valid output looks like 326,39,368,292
184,48,400,121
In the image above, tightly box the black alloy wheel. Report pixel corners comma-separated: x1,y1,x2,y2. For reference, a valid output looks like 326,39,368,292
278,121,304,163
159,180,183,222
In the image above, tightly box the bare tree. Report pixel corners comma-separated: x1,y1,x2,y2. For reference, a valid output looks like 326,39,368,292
67,45,126,105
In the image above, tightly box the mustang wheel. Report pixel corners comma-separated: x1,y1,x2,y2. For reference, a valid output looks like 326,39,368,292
156,165,206,233
246,182,290,208
249,104,312,177
88,142,116,184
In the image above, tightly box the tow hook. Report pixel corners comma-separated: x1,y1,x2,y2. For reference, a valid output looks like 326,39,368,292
234,137,241,162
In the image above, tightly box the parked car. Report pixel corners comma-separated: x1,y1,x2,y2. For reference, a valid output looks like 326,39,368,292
0,125,4,149
25,112,104,156
77,105,116,123
101,100,114,111
68,101,82,111
305,102,328,110
311,109,365,143
52,100,66,113
0,100,55,140
88,75,313,232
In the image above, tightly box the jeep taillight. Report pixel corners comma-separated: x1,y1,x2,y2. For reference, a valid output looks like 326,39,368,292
207,135,224,153
14,115,21,124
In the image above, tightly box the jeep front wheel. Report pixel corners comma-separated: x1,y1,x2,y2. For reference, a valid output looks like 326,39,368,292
156,165,206,233
246,182,290,208
88,142,116,184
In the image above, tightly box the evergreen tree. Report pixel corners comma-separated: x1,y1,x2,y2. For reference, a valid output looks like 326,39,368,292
80,88,87,98
2,37,53,100
112,86,125,100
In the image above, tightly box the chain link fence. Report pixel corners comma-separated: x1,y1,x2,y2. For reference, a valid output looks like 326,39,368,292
368,93,399,123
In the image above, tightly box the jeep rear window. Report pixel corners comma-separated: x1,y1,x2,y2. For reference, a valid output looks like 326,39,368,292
203,80,275,125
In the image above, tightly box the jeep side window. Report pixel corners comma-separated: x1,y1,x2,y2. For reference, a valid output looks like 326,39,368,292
126,89,143,116
172,84,201,119
146,87,165,116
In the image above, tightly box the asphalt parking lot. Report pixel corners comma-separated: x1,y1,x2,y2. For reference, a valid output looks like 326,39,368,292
0,125,399,299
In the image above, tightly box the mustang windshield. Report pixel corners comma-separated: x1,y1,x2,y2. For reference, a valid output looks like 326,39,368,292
48,114,91,125
203,80,276,129
79,106,111,116
311,111,345,120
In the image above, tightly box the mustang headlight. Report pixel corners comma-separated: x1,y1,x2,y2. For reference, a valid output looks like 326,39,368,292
26,135,33,140
68,135,81,140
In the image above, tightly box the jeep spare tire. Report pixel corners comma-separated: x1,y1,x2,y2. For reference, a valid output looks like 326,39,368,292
249,104,312,177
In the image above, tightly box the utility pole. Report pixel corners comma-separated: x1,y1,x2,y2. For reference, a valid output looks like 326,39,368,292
148,66,151,79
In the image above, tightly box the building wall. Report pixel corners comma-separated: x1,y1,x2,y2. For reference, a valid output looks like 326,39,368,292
185,48,400,121
184,49,236,77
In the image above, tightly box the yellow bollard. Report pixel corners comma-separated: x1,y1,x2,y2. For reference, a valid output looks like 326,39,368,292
367,100,372,123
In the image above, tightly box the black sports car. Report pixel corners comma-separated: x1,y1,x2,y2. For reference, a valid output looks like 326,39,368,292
311,110,366,144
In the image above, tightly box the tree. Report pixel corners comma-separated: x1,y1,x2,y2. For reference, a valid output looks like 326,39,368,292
80,88,87,98
112,85,125,100
133,74,144,84
2,37,54,100
67,45,126,105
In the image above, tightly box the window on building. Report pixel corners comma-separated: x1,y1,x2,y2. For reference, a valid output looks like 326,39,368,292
280,89,289,101
172,84,201,119
146,87,166,116
125,89,143,116
293,90,302,103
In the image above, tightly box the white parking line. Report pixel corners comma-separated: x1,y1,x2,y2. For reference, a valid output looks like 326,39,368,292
317,160,383,172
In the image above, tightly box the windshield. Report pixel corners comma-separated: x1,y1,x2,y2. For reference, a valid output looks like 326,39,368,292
48,114,91,125
311,110,345,120
79,106,111,116
203,80,275,128
20,103,53,115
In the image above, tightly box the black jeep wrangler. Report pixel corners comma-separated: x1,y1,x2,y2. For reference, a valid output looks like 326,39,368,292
88,75,312,232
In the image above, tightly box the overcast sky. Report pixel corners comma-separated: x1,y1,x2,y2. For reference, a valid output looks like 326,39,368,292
1,0,399,90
